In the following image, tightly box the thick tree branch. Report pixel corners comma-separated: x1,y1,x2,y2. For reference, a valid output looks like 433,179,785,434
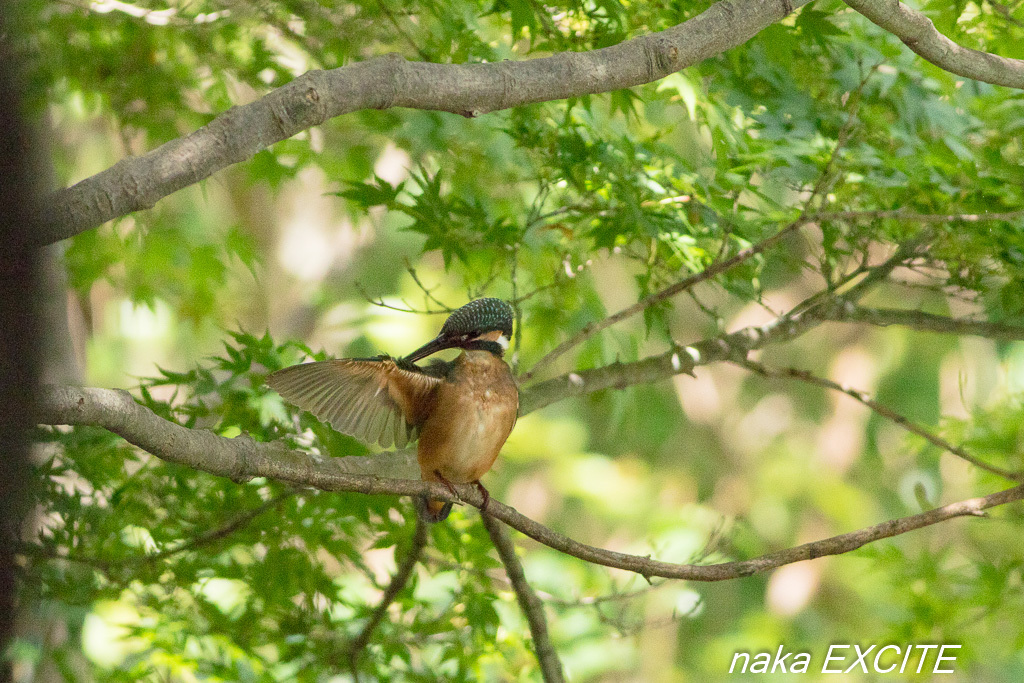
346,517,428,679
37,386,1024,581
737,359,1024,481
39,0,814,245
40,383,434,479
844,0,1024,88
482,514,565,683
835,306,1024,342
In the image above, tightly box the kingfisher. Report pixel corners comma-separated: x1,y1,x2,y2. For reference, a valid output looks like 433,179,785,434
267,298,518,522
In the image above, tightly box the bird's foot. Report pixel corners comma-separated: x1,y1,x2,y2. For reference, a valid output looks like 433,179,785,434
472,480,490,512
433,470,460,500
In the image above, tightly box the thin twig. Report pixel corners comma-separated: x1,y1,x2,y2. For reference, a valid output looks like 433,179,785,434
837,306,1024,342
375,0,432,61
989,0,1024,28
481,514,565,683
519,218,808,382
354,282,448,315
813,208,1024,223
145,489,298,560
512,278,564,305
801,63,872,214
736,359,1024,482
21,489,296,569
346,517,428,679
545,581,668,608
404,260,457,312
526,202,589,228
796,232,930,314
804,64,875,283
522,233,928,414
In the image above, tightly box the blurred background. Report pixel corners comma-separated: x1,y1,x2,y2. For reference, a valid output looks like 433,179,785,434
15,0,1024,680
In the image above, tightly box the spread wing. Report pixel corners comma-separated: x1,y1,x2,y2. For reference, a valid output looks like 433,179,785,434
266,357,445,448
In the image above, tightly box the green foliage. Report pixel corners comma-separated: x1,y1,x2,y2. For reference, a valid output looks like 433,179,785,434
25,336,543,680
17,0,1024,679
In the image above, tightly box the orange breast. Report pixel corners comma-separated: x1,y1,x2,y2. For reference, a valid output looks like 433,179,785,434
417,350,518,484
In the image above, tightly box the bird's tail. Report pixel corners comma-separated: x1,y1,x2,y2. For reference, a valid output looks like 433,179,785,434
415,496,453,523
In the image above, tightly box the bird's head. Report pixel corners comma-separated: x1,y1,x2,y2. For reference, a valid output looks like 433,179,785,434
404,298,514,362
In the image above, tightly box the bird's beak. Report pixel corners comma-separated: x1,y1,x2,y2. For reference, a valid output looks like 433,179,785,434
404,334,458,362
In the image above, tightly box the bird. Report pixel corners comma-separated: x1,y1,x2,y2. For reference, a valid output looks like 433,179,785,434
266,298,518,522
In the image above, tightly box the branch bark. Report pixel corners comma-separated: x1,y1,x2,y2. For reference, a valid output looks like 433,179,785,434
36,386,1024,581
844,0,1024,88
39,0,813,245
482,513,565,683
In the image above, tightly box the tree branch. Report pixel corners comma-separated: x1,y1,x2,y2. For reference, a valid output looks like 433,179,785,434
520,230,928,413
20,489,296,570
988,1,1024,29
519,217,808,382
844,0,1024,88
145,489,298,560
736,359,1024,482
346,517,428,679
813,208,1024,223
497,484,1024,580
835,306,1024,342
519,295,851,414
482,514,564,683
39,0,814,245
36,386,1024,581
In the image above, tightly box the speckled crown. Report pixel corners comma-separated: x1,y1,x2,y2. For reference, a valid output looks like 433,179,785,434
441,298,514,339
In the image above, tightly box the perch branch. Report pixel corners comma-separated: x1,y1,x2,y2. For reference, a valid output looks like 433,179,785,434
34,386,1024,581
